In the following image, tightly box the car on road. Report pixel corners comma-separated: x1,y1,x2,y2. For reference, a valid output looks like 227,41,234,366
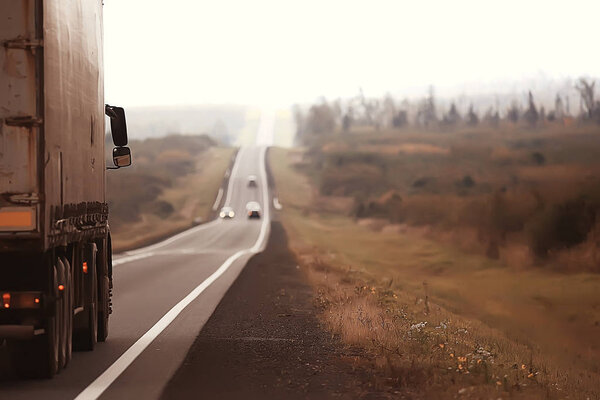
219,206,235,219
247,175,258,187
246,201,261,219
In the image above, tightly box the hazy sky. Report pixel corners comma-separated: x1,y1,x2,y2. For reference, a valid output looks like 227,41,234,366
103,0,600,107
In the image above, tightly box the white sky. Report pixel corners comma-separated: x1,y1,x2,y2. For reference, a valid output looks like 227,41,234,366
103,0,600,107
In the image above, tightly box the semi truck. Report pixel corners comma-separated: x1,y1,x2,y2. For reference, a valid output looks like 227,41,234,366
0,0,130,377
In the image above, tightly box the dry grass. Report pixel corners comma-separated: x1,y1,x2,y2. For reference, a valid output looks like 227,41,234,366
301,125,600,270
111,146,234,251
303,258,552,399
270,146,600,399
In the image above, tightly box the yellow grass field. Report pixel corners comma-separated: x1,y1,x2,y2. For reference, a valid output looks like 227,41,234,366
270,146,600,399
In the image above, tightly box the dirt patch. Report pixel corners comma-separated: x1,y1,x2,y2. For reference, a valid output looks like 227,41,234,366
160,222,390,399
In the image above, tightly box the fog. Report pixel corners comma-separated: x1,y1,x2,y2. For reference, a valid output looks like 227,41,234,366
103,0,600,108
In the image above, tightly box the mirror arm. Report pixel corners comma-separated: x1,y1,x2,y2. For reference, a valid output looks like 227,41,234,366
105,104,117,119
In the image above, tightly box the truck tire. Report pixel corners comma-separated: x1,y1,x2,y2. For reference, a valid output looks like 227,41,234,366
97,238,110,342
59,257,73,367
73,259,97,351
8,263,61,378
98,274,110,342
55,257,67,370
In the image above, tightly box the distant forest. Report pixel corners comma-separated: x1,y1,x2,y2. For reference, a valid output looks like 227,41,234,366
294,77,600,142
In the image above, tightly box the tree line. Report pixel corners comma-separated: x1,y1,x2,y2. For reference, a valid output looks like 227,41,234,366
294,77,600,142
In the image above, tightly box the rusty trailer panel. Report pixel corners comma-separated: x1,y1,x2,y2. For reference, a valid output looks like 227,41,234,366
0,0,108,251
0,0,41,199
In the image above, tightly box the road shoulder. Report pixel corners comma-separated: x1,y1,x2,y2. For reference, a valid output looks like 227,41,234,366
160,221,379,399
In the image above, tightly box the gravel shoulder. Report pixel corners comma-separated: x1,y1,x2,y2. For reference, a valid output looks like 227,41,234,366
160,221,378,400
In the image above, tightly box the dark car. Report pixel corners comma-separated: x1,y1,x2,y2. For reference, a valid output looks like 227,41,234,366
246,201,261,219
247,175,258,187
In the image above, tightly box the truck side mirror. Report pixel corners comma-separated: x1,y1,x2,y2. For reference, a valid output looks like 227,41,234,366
105,104,128,146
112,146,131,168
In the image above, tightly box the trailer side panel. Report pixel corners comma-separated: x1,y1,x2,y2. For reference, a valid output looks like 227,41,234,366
43,0,107,249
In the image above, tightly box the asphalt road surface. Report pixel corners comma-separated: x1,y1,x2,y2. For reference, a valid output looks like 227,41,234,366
0,112,275,399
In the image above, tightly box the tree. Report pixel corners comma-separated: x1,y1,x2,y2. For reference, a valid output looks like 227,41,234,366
342,110,353,132
416,86,437,127
466,104,479,126
442,102,461,126
305,100,336,136
554,94,564,119
484,107,500,127
523,91,539,127
506,101,520,123
382,94,396,128
392,110,408,128
293,104,305,143
575,77,596,119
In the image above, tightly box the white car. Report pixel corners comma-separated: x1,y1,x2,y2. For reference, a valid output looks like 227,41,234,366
219,206,235,219
247,175,258,187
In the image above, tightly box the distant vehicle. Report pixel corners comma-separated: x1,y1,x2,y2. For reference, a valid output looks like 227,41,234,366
219,206,235,219
247,175,258,187
246,201,261,219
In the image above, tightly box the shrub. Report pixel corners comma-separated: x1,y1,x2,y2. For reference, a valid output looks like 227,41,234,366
527,196,598,258
531,152,546,165
320,163,388,197
149,200,175,219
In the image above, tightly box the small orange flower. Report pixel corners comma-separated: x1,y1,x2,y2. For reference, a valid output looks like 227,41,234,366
521,364,526,370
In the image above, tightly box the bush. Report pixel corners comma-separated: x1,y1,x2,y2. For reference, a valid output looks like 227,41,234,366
320,163,388,196
527,196,598,258
531,152,546,165
107,172,170,226
148,200,175,218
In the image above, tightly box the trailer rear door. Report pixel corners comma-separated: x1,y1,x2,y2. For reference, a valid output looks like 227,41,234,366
0,0,42,233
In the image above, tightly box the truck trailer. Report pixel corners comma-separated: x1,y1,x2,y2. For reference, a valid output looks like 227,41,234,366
0,0,130,378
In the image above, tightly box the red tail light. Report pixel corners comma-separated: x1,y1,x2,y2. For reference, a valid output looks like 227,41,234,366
2,293,10,309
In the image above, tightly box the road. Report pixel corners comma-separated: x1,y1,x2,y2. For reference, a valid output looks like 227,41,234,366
0,111,275,399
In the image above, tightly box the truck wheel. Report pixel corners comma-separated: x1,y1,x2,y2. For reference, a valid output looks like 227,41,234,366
59,257,73,367
55,258,67,370
8,264,61,378
97,238,110,342
98,274,110,342
73,262,97,351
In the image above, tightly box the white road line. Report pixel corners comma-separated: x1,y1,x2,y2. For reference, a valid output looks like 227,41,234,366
75,145,271,400
211,187,224,211
112,252,154,267
224,147,245,207
117,216,222,258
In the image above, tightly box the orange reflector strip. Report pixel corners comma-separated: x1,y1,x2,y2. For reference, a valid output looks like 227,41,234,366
83,261,88,273
0,210,32,227
58,284,65,291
